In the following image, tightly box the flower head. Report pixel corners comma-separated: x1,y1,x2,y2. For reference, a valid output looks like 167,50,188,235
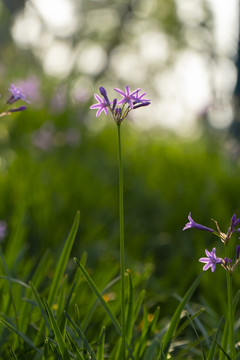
90,85,151,123
7,84,30,105
182,213,214,232
90,93,109,117
199,248,222,272
226,214,240,239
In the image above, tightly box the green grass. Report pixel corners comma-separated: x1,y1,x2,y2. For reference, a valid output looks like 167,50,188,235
0,109,239,357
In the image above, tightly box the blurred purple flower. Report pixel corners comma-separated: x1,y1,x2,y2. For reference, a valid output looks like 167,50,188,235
90,93,109,117
182,212,214,232
17,76,41,103
9,106,27,113
199,248,222,272
7,84,30,105
32,123,55,151
51,86,67,113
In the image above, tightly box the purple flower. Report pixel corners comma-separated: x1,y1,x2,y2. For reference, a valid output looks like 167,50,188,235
9,106,27,113
7,84,30,105
199,248,222,272
133,90,151,104
182,213,214,232
227,214,240,236
90,93,109,117
133,101,151,109
114,85,140,109
90,85,150,123
99,87,110,105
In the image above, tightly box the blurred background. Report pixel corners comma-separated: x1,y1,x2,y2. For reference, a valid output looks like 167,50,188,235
0,0,240,315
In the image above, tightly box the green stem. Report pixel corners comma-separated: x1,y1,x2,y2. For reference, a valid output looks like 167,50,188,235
226,245,235,359
117,123,126,360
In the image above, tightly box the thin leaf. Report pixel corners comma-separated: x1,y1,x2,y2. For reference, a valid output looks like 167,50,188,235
64,310,96,360
0,318,42,355
134,289,145,321
29,281,51,334
0,245,18,328
42,338,49,360
48,211,80,307
96,326,106,360
161,272,203,355
74,257,121,336
44,298,71,360
174,308,205,339
219,319,228,360
37,211,80,340
65,332,85,360
58,279,77,336
10,349,19,359
74,258,135,359
126,270,134,343
207,318,224,360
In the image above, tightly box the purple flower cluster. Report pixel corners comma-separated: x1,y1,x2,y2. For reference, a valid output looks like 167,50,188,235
183,213,240,273
0,84,29,118
90,85,150,124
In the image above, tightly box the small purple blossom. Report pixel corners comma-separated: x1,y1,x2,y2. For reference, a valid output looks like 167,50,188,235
182,213,214,232
199,248,222,272
114,85,140,109
90,93,109,117
133,90,151,104
7,84,30,105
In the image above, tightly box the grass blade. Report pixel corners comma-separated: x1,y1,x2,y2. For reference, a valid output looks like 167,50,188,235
29,281,51,334
10,349,19,359
126,270,134,343
97,326,106,360
64,310,97,360
48,211,80,307
74,257,121,336
44,298,71,360
74,257,135,360
0,245,19,327
207,318,224,360
0,318,42,355
161,272,203,355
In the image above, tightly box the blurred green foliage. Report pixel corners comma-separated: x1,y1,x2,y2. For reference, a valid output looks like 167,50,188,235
0,106,239,319
0,1,239,351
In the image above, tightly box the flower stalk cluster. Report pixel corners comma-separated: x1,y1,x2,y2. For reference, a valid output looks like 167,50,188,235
0,84,29,118
183,213,240,273
183,212,239,359
90,85,150,359
90,85,150,124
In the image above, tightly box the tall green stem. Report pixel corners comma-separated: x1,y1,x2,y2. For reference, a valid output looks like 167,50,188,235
117,123,126,359
226,245,235,359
